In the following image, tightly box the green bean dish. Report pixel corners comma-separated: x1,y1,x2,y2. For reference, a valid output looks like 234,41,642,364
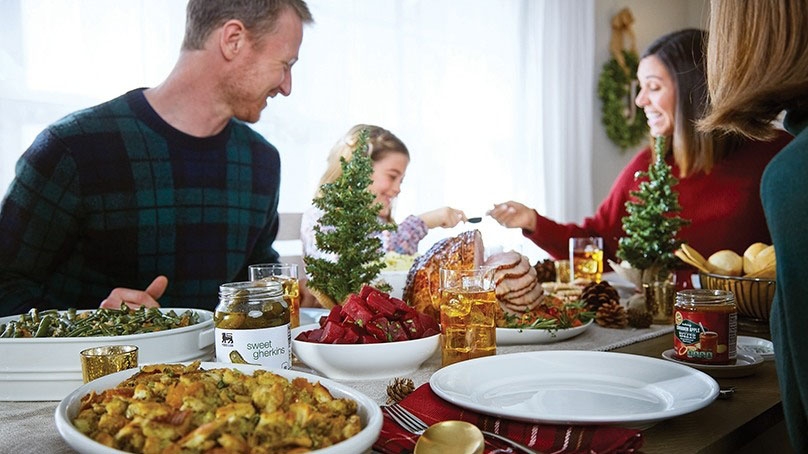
0,306,200,338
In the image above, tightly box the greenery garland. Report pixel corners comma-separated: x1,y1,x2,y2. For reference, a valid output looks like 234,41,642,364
597,50,648,150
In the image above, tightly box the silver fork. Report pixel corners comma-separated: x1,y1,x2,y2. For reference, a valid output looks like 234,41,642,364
384,403,539,454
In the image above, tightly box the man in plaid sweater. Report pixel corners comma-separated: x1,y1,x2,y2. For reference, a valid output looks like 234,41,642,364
0,0,313,316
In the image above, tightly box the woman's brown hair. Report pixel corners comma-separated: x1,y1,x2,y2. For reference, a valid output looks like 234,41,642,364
641,29,741,177
699,0,808,139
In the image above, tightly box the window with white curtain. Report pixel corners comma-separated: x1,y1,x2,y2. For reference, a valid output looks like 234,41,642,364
0,0,594,263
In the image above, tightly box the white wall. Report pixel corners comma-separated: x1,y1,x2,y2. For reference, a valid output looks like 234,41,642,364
589,0,708,210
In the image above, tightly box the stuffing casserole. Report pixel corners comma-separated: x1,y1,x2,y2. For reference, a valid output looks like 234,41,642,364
73,362,362,453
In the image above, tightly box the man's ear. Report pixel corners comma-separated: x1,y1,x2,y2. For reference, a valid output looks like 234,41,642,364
219,19,247,61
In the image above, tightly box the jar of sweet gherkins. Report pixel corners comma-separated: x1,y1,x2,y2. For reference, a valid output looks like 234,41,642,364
214,281,291,369
673,289,737,365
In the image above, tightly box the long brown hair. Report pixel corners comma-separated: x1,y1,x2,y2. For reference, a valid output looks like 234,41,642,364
641,29,741,177
315,124,409,221
699,0,808,139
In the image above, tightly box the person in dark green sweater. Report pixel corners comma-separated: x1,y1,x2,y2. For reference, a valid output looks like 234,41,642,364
699,0,808,450
0,1,314,315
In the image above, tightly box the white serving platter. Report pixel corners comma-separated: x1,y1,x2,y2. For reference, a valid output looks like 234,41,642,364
54,362,383,454
430,350,719,428
496,319,593,345
0,308,214,401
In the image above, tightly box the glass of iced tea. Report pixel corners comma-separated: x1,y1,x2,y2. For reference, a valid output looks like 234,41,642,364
569,237,604,282
249,263,300,328
439,266,497,367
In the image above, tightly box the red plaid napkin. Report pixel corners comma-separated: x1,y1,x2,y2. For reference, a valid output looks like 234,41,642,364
373,384,643,454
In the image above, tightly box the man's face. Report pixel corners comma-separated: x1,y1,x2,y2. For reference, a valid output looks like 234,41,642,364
227,8,304,123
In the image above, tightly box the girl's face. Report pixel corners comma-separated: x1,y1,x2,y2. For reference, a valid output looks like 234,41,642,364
635,55,676,137
369,152,409,218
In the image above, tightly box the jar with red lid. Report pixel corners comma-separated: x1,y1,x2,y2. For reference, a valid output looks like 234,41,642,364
673,289,737,365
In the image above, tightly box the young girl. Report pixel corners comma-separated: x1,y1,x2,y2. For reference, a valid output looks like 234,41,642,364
301,124,467,262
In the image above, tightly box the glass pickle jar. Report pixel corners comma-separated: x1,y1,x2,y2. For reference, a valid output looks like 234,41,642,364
673,289,737,365
214,281,291,369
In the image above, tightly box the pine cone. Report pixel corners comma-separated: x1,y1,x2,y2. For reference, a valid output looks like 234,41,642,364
581,281,620,312
386,377,415,404
533,259,556,283
595,301,628,328
627,307,653,329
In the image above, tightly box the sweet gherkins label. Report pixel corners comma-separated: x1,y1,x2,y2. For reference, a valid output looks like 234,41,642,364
215,325,291,369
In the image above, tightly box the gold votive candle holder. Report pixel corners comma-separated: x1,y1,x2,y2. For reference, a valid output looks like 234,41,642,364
80,345,138,383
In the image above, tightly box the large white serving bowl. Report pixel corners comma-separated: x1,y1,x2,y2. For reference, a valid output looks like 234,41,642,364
292,323,439,380
0,308,214,401
54,362,383,454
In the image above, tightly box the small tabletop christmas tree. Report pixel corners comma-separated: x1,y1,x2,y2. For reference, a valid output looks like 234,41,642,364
616,136,690,283
305,129,395,306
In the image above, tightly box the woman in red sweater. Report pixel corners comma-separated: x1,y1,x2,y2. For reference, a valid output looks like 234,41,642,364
490,29,791,267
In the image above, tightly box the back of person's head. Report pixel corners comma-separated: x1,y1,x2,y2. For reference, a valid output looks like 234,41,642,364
700,0,808,139
315,124,409,197
642,28,738,176
182,0,313,51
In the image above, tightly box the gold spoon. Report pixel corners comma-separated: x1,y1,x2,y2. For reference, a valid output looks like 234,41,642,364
414,420,485,454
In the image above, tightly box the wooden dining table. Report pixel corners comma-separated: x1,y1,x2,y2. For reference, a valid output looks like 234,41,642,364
0,324,790,453
612,332,789,453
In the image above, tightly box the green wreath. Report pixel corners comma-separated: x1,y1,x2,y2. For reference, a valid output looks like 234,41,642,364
597,50,648,150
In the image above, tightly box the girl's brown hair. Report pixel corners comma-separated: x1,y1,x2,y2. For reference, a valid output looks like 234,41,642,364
699,0,808,139
315,125,409,221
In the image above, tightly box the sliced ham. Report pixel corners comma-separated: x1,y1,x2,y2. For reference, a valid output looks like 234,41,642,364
484,251,522,271
502,297,544,313
499,276,538,299
493,256,532,285
495,265,537,297
503,283,544,309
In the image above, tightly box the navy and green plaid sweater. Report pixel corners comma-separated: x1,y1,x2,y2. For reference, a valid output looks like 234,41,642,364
0,89,280,315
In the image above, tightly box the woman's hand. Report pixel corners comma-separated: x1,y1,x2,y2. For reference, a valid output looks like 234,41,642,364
419,207,467,229
99,275,168,310
488,201,538,231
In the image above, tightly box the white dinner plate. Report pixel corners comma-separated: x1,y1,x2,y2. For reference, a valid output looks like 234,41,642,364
54,362,383,454
300,307,330,326
429,350,719,428
496,319,593,345
737,336,775,361
661,349,765,378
